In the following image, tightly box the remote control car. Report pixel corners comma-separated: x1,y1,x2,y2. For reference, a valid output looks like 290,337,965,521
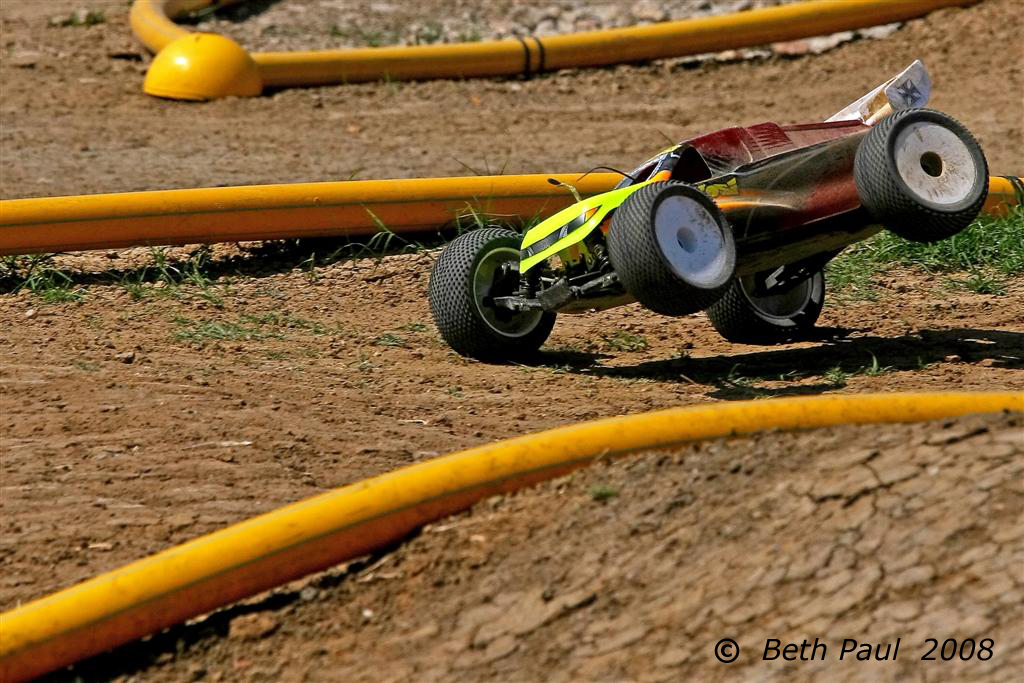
429,62,989,361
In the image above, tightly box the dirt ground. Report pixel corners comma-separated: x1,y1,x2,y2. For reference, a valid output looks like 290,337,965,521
1,0,1021,198
1,0,1022,681
52,412,1024,683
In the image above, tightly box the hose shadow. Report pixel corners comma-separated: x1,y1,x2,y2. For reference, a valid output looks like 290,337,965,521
35,537,410,682
0,233,451,295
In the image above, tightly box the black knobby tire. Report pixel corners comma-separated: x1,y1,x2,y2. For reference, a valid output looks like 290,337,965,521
607,181,736,317
854,108,988,243
706,270,825,344
428,228,555,362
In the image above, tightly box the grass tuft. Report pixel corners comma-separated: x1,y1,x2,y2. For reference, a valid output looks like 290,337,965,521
1,255,84,303
590,484,619,503
49,10,105,27
601,330,649,352
827,208,1023,300
374,333,407,348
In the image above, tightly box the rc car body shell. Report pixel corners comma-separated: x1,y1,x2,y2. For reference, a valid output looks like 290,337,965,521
521,120,873,275
520,60,936,278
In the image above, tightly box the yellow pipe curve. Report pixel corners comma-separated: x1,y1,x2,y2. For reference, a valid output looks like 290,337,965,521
0,173,619,256
131,0,979,99
0,175,1019,257
1,392,1021,682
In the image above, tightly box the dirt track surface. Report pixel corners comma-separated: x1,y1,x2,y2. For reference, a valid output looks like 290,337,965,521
1,0,1021,200
1,0,1023,681
40,413,1024,682
3,254,1023,610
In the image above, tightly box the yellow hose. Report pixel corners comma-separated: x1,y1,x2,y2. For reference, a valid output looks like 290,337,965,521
1,175,1019,256
130,0,244,52
132,0,979,98
0,392,1020,682
0,173,619,256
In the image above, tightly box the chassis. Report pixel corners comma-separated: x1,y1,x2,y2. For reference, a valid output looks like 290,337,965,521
429,62,990,361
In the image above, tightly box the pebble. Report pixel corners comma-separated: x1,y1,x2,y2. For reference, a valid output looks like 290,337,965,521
10,52,41,69
228,613,279,641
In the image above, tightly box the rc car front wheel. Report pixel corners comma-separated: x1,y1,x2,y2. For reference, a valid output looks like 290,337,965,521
428,228,555,362
608,181,736,316
854,108,988,243
705,270,825,344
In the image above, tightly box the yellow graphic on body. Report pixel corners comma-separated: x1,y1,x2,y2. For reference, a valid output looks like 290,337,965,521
700,177,739,198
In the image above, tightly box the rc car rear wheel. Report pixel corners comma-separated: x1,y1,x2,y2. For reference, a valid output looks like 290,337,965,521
608,181,736,316
855,108,988,243
706,270,825,344
429,228,555,362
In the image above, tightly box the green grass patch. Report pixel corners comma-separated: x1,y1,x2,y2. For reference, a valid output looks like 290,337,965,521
241,312,336,335
173,310,341,345
173,318,275,344
601,330,649,352
122,246,224,306
0,255,84,303
827,208,1023,299
590,484,619,503
49,10,105,27
374,333,407,348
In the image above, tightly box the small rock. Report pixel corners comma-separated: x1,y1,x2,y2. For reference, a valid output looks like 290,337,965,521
806,30,855,54
977,358,999,368
116,350,135,364
632,0,668,22
886,601,921,621
944,354,961,363
228,613,279,641
24,308,37,319
10,52,41,68
534,18,559,36
926,426,985,445
655,646,691,667
592,624,648,655
166,512,196,530
887,564,935,590
593,5,625,25
859,22,901,40
480,634,518,664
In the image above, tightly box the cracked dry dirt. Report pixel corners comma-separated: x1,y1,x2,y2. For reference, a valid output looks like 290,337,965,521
49,413,1023,683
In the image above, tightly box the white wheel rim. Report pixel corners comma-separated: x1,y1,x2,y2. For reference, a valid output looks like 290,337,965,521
653,195,730,288
893,122,978,208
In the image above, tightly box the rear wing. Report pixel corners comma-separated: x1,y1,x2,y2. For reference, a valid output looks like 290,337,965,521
826,60,931,125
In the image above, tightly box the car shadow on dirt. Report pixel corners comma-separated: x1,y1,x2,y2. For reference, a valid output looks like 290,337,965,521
536,328,1024,400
